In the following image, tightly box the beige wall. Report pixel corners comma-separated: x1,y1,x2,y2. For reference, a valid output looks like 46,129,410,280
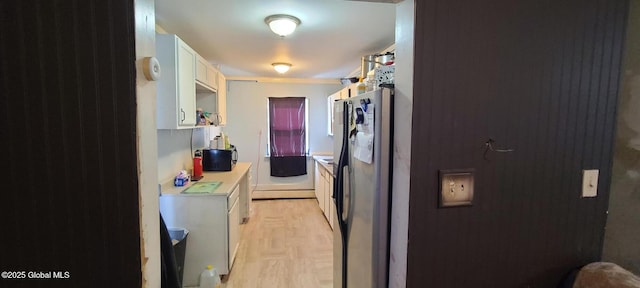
223,80,342,192
135,0,161,286
602,0,640,274
157,128,220,184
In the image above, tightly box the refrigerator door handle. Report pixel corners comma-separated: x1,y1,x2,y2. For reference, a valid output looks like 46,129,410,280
334,100,350,288
335,101,350,225
341,165,350,221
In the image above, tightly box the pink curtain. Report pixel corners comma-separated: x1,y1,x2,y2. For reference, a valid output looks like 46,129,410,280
269,97,307,177
269,97,306,156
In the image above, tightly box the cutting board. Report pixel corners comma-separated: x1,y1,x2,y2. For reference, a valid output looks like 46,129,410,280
182,181,222,194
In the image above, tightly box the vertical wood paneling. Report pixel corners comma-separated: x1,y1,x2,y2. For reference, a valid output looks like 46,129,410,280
0,0,140,287
408,0,629,287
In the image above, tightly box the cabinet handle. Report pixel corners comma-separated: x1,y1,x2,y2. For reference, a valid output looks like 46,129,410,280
181,109,186,122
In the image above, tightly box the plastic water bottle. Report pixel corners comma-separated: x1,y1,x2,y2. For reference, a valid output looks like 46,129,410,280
199,265,221,288
217,133,226,149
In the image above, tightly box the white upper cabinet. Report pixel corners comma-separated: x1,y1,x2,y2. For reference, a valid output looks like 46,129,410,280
207,65,218,90
216,72,227,126
157,33,229,128
196,55,208,84
156,34,198,129
196,54,218,92
328,91,339,136
327,84,355,135
158,33,228,129
196,66,227,127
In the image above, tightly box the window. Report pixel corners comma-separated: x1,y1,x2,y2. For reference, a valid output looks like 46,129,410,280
266,97,309,156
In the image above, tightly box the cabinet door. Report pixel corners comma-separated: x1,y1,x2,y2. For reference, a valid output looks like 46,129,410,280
323,171,331,220
217,72,227,125
328,92,338,136
228,195,240,270
207,66,218,90
318,167,325,213
314,162,322,202
177,40,197,127
156,34,199,129
340,86,350,99
159,194,228,285
196,55,208,83
328,175,334,230
239,170,251,223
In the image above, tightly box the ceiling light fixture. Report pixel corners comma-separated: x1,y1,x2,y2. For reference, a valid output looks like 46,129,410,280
265,14,301,37
272,63,292,74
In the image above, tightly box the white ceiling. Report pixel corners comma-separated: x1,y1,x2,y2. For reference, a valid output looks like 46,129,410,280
154,0,397,80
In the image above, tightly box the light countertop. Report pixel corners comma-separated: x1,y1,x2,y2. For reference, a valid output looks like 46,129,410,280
312,155,334,177
160,162,251,197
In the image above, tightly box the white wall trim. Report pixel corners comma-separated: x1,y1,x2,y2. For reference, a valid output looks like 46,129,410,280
254,183,314,191
252,190,315,199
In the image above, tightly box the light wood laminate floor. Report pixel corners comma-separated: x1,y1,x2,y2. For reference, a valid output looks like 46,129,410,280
222,199,333,288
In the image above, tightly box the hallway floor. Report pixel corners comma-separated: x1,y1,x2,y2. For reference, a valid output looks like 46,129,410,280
222,199,333,288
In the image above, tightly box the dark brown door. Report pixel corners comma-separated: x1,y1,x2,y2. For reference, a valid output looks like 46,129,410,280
0,0,141,287
408,0,629,287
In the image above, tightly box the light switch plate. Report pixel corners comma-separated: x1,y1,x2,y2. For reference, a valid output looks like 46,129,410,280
582,169,599,198
439,169,474,207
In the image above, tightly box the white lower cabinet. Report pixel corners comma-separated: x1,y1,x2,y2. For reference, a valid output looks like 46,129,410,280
159,184,241,287
323,171,330,219
314,160,334,230
314,162,321,201
328,175,334,230
319,167,326,214
227,185,240,267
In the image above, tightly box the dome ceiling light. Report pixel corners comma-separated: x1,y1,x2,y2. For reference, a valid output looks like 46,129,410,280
272,63,292,74
265,14,301,37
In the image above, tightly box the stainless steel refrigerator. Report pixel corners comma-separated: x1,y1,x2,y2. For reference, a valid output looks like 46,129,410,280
333,87,393,288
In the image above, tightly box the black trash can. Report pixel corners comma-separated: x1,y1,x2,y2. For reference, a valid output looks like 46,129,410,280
168,228,189,286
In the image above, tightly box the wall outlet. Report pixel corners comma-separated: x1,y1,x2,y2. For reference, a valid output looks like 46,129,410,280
582,169,599,197
439,169,474,207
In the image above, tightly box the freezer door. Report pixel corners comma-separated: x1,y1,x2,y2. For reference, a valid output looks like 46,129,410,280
346,145,375,288
333,89,392,288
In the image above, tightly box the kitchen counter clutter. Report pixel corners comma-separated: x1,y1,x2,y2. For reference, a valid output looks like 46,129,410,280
159,162,251,287
313,155,335,230
161,162,251,198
